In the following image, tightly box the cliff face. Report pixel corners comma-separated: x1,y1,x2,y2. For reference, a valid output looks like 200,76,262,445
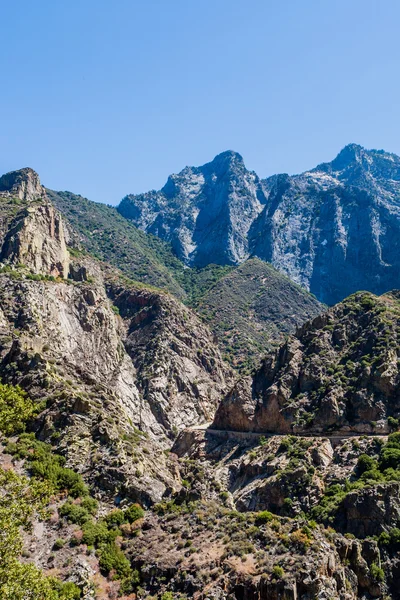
118,150,268,267
0,168,70,277
213,290,400,434
0,202,70,277
0,167,44,202
118,144,400,305
252,144,400,304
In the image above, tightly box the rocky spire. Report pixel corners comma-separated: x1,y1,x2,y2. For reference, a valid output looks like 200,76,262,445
0,167,44,202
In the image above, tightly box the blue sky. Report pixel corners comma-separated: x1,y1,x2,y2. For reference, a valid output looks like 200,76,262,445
1,0,399,204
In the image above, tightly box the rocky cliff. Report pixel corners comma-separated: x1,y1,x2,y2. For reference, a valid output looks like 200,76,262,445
213,290,400,434
118,144,400,305
118,150,268,267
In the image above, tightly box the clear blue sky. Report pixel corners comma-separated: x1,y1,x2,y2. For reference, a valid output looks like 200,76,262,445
1,0,400,204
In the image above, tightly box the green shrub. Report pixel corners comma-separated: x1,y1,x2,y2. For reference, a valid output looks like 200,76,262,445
379,447,400,470
360,469,385,483
81,496,98,515
104,509,126,527
357,454,377,474
98,543,132,579
255,510,274,524
52,580,82,599
81,520,111,546
53,538,65,550
8,436,89,498
59,502,90,525
272,565,285,579
125,503,144,523
0,383,39,435
370,562,385,582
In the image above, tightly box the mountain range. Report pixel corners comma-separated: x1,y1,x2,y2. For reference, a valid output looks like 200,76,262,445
119,144,400,304
1,150,400,598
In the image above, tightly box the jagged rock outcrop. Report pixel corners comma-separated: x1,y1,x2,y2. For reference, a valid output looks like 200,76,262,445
118,150,268,266
336,482,400,538
118,144,400,304
0,167,44,202
213,290,400,434
0,201,70,277
0,168,70,277
107,283,234,434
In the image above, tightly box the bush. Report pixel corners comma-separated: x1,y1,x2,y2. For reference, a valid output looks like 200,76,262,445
125,503,144,523
357,454,377,474
379,447,400,470
59,502,90,525
255,511,274,524
81,496,98,515
272,565,284,579
98,543,132,580
0,383,39,435
360,469,385,483
370,562,385,582
81,520,111,546
380,527,400,547
53,538,65,550
52,580,82,599
9,436,89,498
104,509,126,527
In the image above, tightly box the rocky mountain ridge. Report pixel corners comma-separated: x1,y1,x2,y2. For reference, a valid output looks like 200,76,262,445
118,144,400,304
213,290,400,435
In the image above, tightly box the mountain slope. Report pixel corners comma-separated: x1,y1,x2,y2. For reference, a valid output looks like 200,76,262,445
47,188,188,298
49,188,322,372
196,258,323,371
213,290,400,434
118,144,400,305
0,168,234,506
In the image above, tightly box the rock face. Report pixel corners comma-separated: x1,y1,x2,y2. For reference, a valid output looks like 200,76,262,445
0,167,44,202
336,482,400,538
252,144,400,304
119,144,400,304
0,168,70,277
107,283,234,434
0,266,233,501
0,201,70,277
213,291,400,434
118,150,268,267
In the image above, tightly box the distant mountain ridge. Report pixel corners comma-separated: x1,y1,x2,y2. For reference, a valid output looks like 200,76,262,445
118,144,400,304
